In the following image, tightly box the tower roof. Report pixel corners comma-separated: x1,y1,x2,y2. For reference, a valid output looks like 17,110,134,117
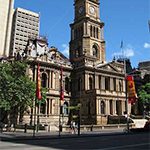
74,0,99,4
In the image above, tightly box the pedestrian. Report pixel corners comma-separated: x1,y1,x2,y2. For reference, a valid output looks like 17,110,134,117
69,121,73,133
72,121,76,134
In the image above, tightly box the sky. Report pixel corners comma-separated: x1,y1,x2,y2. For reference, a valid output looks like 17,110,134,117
14,0,150,68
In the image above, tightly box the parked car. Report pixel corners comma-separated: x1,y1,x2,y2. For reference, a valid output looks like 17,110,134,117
144,119,150,130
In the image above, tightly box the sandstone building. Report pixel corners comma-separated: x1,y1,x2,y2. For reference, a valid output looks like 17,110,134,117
22,0,127,129
0,0,128,130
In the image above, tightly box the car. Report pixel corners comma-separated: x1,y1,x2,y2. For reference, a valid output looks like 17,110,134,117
144,120,150,130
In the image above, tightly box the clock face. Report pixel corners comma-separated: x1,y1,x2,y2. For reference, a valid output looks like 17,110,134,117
78,6,84,14
89,6,95,15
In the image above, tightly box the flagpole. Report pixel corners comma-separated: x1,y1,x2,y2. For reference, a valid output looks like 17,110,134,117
124,61,130,133
33,63,42,136
59,65,63,137
33,100,36,137
59,98,61,137
121,41,129,133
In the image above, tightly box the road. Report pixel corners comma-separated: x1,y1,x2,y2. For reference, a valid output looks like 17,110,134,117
0,133,149,150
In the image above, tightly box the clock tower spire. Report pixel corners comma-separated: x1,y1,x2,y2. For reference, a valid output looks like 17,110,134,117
70,0,105,66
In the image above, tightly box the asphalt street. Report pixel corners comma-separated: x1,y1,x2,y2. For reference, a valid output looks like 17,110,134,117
0,132,149,150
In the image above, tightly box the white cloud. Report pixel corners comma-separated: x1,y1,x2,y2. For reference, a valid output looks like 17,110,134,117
112,45,134,58
123,47,134,57
144,43,150,48
61,44,69,57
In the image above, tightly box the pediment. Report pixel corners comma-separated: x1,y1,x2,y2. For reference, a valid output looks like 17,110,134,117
97,62,123,73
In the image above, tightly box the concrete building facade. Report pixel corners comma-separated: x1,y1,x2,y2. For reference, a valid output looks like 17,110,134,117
0,0,14,56
10,8,39,56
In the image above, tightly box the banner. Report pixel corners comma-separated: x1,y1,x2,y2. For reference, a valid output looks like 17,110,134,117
126,75,136,104
60,66,64,100
36,63,42,100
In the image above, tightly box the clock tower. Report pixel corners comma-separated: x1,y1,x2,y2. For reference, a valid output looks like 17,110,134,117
69,0,105,66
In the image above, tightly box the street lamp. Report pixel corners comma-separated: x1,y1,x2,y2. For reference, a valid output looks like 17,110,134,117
77,103,81,136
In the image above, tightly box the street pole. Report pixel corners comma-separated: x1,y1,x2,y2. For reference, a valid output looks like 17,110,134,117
59,66,63,137
36,103,40,132
33,101,36,137
58,99,61,137
78,78,82,136
124,57,130,133
121,41,129,133
78,108,80,136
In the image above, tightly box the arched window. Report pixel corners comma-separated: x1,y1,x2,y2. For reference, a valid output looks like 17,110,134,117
89,76,93,90
41,73,47,88
92,45,98,57
101,101,105,114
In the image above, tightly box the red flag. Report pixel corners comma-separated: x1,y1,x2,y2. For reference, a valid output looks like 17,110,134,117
126,75,136,105
36,63,42,100
60,66,64,100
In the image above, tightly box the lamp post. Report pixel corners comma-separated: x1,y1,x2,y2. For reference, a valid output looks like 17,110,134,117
77,103,81,136
59,66,64,137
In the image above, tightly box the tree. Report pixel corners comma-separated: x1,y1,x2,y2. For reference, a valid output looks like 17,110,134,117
138,82,150,114
0,60,36,125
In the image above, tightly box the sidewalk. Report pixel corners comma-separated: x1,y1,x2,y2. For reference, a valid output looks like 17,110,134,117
0,128,125,141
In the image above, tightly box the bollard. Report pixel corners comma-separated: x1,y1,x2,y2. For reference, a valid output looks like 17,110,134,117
90,125,93,131
59,125,62,132
24,123,27,133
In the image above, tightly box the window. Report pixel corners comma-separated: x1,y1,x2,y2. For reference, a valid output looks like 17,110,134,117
88,101,91,115
98,75,101,89
92,45,98,57
90,25,93,37
78,77,82,91
105,77,110,90
101,101,105,114
41,73,47,88
110,100,113,115
94,27,96,38
40,102,46,114
63,101,69,115
96,28,99,39
65,77,69,93
89,76,93,90
119,79,123,92
113,78,116,91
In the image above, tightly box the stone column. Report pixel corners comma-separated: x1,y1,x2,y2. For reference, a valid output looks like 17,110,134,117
105,100,109,115
45,100,47,115
113,100,116,115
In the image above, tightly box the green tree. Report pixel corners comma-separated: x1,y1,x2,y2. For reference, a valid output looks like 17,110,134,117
138,82,150,114
0,61,36,125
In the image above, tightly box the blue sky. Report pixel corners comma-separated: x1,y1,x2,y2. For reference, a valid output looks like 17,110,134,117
14,0,150,68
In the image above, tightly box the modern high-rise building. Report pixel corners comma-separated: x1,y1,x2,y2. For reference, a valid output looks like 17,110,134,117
0,0,14,56
10,7,40,56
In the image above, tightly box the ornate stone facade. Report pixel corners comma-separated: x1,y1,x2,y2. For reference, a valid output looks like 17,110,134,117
23,0,127,128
